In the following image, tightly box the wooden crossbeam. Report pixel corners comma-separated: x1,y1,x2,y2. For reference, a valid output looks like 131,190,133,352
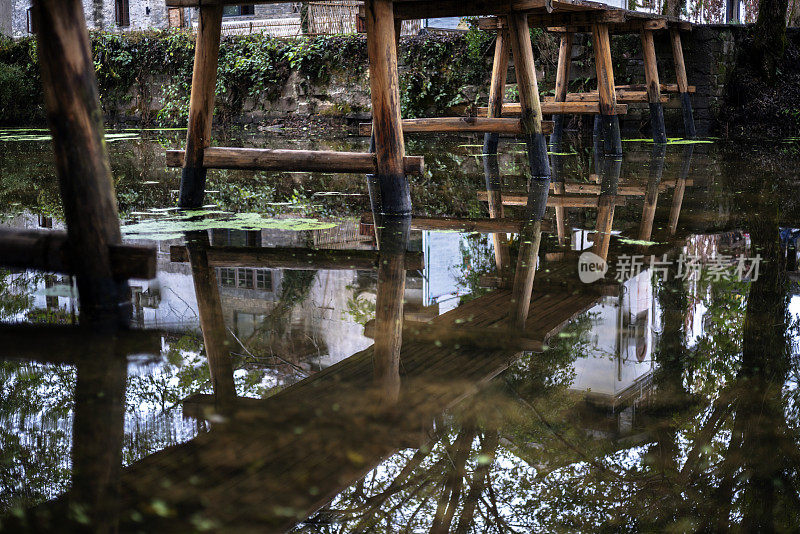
359,213,554,233
479,14,690,32
542,91,669,103
548,180,692,195
166,147,425,175
357,117,554,136
477,101,628,116
614,83,695,93
477,191,628,207
169,245,425,271
0,228,156,280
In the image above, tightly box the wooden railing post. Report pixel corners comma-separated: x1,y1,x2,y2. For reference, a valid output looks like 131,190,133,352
365,0,411,215
670,28,696,138
32,0,129,326
641,29,667,143
592,22,622,155
179,5,223,208
483,26,510,155
550,32,574,148
507,13,550,180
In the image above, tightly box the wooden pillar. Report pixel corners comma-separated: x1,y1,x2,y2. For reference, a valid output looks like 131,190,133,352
669,145,694,235
670,28,696,138
178,5,223,208
186,231,237,412
592,22,622,156
551,155,568,247
641,30,667,143
639,145,666,243
483,27,510,155
550,32,574,148
373,215,410,403
508,178,549,331
366,0,411,215
483,155,511,282
507,13,550,180
592,155,621,261
32,0,129,327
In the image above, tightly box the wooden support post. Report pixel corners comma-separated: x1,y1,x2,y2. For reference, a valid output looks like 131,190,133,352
592,23,622,156
508,13,550,180
550,32,574,148
551,156,568,247
670,28,696,138
185,231,237,412
592,155,621,261
178,5,223,208
373,215,410,404
641,29,667,143
669,145,694,235
365,0,411,215
483,155,512,284
32,0,129,326
638,145,666,243
483,28,510,155
508,178,549,331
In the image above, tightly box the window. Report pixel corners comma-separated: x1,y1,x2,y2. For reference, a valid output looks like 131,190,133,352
219,268,236,287
115,0,130,27
255,270,273,291
26,8,37,34
237,268,254,289
223,5,256,17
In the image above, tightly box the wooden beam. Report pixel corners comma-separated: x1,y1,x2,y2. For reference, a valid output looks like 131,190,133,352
358,118,554,136
170,245,424,271
670,27,696,138
615,83,695,93
0,228,156,280
477,101,628,116
547,181,687,195
641,28,667,143
477,191,627,207
551,32,574,146
166,147,425,175
178,4,223,208
360,212,551,233
484,26,510,154
543,91,667,103
592,22,617,116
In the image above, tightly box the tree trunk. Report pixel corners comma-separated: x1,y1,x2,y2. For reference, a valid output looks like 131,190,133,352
662,0,682,18
752,0,789,79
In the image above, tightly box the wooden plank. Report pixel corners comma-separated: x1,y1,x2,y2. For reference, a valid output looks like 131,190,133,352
169,245,425,271
166,147,425,175
358,118,554,135
477,191,627,207
0,228,156,280
178,4,223,209
477,101,628,116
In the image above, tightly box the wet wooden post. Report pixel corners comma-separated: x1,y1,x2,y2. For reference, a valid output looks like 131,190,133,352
483,26,510,155
592,155,621,261
638,144,666,243
365,0,411,215
641,29,667,143
507,13,551,180
669,144,694,235
592,22,623,155
670,28,696,138
32,0,130,326
483,155,512,283
550,32,574,148
178,5,223,208
508,178,550,331
373,215,411,403
185,231,237,412
551,155,569,247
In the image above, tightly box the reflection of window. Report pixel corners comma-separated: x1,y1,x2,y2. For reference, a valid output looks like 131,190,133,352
223,5,255,16
237,268,254,289
256,270,272,291
219,268,236,287
26,8,37,34
115,0,130,27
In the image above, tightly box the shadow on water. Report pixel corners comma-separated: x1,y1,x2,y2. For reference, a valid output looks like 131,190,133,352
2,133,800,531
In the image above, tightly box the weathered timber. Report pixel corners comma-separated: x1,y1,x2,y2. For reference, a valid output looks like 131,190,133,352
613,83,695,93
669,145,693,235
592,22,623,155
357,118,554,136
359,213,544,233
166,147,425,175
365,0,410,215
484,27,510,155
670,28,696,138
638,145,666,243
484,154,513,283
32,0,130,325
0,228,155,280
547,181,688,195
641,29,667,143
543,91,667,103
170,245,425,271
550,32,574,147
178,5,223,208
477,191,627,208
477,101,628,116
592,155,621,260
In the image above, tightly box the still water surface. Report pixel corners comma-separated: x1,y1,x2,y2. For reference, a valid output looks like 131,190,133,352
1,129,800,532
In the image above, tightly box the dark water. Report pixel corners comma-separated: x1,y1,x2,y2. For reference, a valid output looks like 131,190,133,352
1,128,800,532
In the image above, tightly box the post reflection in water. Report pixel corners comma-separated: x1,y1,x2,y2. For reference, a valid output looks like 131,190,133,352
7,137,800,533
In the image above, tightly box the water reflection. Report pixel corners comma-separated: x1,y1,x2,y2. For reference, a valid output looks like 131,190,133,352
2,136,800,531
